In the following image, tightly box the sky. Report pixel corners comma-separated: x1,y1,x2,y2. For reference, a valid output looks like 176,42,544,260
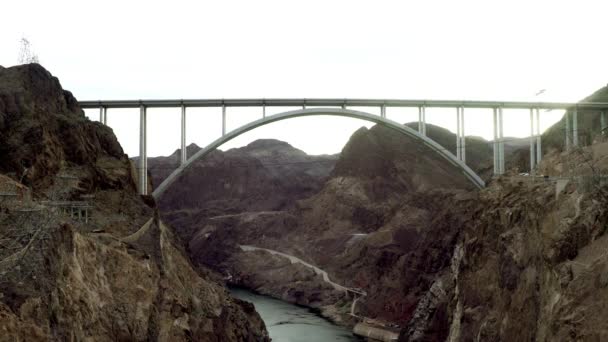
1,0,607,157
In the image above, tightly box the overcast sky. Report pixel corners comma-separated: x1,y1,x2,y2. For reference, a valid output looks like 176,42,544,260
1,0,607,157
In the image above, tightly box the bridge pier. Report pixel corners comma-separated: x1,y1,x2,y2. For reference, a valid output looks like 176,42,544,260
602,111,607,136
573,107,579,147
380,104,386,118
418,105,427,136
456,108,461,160
181,104,187,165
499,107,505,174
222,105,226,136
139,105,147,195
99,107,107,125
493,107,505,175
565,110,571,150
529,108,536,172
536,108,542,165
456,107,465,163
493,108,499,175
460,106,466,163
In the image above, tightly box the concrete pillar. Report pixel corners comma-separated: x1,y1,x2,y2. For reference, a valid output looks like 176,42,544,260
456,107,461,160
263,105,266,118
529,108,536,172
418,106,427,136
536,108,542,164
601,111,607,136
418,106,423,133
498,107,505,174
493,108,499,175
460,106,466,163
139,105,147,195
380,105,386,118
573,107,578,147
422,105,427,136
565,110,571,150
99,107,107,125
222,105,226,136
84,209,88,224
180,105,187,165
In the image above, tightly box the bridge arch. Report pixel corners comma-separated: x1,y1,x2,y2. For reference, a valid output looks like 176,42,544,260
152,108,485,198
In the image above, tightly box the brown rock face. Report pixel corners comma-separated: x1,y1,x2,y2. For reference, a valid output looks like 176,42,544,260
445,144,608,342
150,139,337,240
0,64,134,194
0,64,269,341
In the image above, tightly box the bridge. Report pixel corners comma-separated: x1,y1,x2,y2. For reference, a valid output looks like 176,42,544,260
78,98,608,197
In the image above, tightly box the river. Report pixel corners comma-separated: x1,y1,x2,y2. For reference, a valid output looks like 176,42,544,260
230,287,363,342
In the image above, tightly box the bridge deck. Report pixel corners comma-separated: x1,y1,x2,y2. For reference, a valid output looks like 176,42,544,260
79,98,608,110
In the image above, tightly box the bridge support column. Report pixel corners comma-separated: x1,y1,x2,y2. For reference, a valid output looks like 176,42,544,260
498,107,505,174
565,111,571,150
99,107,107,125
456,107,461,160
493,108,498,175
222,105,226,136
418,106,427,136
456,107,465,162
529,108,536,172
600,110,607,137
536,108,542,164
460,106,465,163
262,104,266,118
573,107,579,147
139,105,148,195
180,105,187,165
380,104,386,118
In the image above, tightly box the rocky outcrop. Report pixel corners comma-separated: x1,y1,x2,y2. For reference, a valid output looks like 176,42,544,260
0,64,269,341
444,142,608,342
0,64,135,194
0,213,268,342
150,139,337,240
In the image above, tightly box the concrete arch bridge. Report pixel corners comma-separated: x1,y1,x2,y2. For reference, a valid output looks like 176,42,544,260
78,98,608,197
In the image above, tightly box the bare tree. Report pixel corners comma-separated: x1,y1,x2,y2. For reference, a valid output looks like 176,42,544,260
18,38,39,64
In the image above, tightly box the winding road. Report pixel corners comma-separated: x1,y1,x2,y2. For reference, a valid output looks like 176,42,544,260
239,245,366,296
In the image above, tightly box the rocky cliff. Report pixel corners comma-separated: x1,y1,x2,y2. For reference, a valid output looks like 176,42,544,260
444,142,608,342
156,123,483,333
0,64,268,341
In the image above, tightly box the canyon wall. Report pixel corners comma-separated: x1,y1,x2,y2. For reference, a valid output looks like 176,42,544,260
0,64,268,341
